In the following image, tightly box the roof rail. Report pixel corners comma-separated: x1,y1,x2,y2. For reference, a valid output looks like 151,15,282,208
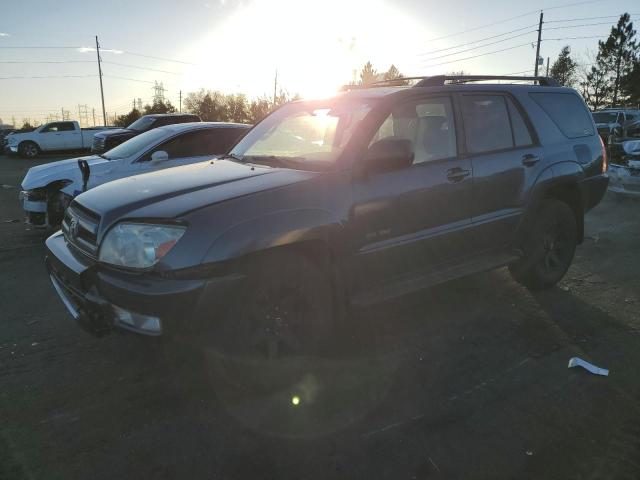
413,75,559,87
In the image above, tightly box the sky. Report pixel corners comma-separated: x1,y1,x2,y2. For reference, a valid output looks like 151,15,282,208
0,0,638,126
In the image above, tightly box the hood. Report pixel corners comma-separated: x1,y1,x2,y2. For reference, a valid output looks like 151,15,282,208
75,160,317,228
94,128,135,138
21,155,112,191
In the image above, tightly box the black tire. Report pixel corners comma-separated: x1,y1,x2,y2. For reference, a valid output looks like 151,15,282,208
18,141,39,159
509,199,577,290
213,250,335,359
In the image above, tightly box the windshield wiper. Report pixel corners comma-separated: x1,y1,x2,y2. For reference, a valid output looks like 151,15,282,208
243,155,307,169
217,153,244,162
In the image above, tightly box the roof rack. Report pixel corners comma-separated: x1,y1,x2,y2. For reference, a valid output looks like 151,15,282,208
341,75,559,92
413,75,559,87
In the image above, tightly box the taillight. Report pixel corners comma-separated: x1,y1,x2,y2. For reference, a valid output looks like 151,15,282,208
599,135,608,173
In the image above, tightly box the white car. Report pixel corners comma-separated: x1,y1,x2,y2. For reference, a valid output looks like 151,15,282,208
609,140,640,197
20,122,250,226
6,121,114,158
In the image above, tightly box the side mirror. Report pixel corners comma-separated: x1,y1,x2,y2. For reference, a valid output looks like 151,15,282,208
364,138,414,173
150,150,169,164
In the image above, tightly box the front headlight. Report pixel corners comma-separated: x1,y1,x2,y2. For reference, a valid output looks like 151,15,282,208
98,222,186,269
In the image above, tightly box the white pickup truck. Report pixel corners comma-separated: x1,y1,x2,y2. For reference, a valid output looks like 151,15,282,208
6,121,113,158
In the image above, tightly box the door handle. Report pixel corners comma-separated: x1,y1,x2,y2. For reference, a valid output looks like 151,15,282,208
522,154,540,166
446,167,471,182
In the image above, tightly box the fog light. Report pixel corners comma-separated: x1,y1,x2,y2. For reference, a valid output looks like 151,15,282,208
112,304,162,335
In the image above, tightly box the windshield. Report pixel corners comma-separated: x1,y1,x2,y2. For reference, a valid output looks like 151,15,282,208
230,99,374,169
128,116,157,132
593,112,619,123
102,128,167,160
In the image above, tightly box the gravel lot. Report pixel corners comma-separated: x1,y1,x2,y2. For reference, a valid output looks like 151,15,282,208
1,152,639,479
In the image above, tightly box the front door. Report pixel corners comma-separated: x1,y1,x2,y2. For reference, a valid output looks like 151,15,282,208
349,95,474,288
39,122,70,150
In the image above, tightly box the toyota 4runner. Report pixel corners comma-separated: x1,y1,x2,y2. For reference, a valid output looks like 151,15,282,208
45,75,609,357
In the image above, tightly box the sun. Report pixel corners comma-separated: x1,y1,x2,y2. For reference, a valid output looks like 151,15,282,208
180,0,432,99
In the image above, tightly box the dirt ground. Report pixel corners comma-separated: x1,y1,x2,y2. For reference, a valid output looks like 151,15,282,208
1,152,639,480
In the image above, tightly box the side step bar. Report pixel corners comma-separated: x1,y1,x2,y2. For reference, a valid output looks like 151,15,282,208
350,252,519,307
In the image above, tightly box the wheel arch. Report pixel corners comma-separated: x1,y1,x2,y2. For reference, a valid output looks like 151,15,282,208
517,162,586,247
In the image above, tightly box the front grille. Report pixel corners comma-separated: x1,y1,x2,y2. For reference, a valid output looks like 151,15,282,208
62,202,101,258
92,136,105,152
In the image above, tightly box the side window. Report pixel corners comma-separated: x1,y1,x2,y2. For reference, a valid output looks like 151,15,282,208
203,128,247,154
461,95,513,154
42,123,60,133
59,122,76,131
369,97,457,164
145,130,220,160
506,97,533,147
529,92,594,138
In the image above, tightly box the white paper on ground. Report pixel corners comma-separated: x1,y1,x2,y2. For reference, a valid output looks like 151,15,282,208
568,357,609,376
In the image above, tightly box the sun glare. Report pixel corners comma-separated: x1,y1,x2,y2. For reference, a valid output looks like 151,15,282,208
181,0,430,99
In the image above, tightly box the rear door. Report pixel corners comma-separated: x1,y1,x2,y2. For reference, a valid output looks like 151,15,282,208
59,121,81,148
350,95,474,286
459,93,544,254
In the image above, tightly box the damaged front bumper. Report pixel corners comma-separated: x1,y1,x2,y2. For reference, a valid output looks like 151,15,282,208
45,231,243,338
608,163,640,196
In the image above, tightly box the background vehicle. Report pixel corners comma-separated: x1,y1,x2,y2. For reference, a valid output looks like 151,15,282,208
21,121,250,227
609,139,640,197
91,113,201,153
45,75,608,359
6,121,114,158
593,108,640,140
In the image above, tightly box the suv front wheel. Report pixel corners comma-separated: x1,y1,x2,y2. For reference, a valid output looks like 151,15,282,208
509,199,577,290
217,250,335,359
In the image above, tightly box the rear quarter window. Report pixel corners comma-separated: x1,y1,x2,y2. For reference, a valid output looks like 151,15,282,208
529,92,594,139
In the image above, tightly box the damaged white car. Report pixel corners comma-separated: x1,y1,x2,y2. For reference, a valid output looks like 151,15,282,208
19,122,250,226
608,140,640,197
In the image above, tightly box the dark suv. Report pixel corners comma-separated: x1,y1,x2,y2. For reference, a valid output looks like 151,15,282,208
45,75,608,357
91,113,201,153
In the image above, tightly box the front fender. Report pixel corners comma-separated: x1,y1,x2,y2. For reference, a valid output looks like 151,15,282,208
202,208,341,264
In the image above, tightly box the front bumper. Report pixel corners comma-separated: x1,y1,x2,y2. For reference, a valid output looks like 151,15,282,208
578,173,609,212
45,231,243,337
608,164,640,196
8,145,18,153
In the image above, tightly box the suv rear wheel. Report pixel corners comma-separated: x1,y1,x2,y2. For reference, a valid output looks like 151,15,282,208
217,250,334,358
509,199,577,290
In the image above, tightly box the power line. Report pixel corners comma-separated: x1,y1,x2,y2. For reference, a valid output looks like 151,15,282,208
545,20,638,31
103,74,170,85
0,60,93,64
543,34,610,41
107,49,196,65
102,60,181,75
419,24,538,56
0,74,97,80
422,0,606,43
0,46,81,49
545,14,640,23
420,30,537,61
421,42,532,67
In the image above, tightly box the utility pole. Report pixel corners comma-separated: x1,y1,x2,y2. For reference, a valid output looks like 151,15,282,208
179,90,182,113
545,57,550,76
95,35,107,126
534,11,544,77
92,108,96,126
273,69,278,107
273,70,278,106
